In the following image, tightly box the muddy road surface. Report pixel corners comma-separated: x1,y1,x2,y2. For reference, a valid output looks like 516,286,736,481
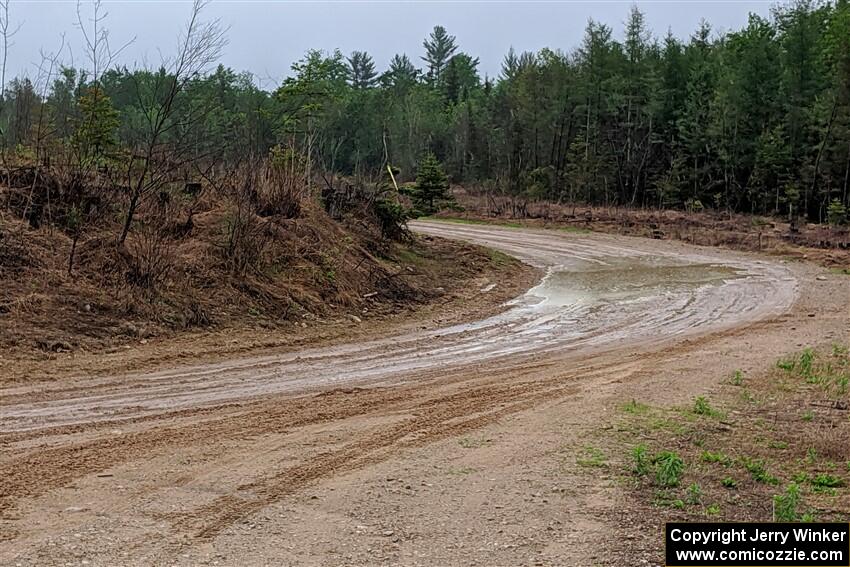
2,221,795,432
3,221,841,566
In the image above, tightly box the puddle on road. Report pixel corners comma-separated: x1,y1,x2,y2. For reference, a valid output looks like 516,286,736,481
527,262,742,308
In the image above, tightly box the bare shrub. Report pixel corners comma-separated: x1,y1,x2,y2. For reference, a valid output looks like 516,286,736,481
125,221,175,290
255,146,309,218
219,172,273,276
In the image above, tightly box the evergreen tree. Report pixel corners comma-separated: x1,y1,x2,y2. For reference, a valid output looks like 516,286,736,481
73,84,120,163
347,50,378,89
422,25,458,84
411,152,454,213
676,20,716,203
381,54,419,90
501,47,519,81
11,5,850,222
441,53,480,104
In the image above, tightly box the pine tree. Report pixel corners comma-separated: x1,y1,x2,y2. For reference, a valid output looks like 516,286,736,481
347,51,378,89
441,53,480,104
501,47,519,81
381,54,419,90
72,84,120,164
411,152,454,213
422,26,458,84
676,20,716,203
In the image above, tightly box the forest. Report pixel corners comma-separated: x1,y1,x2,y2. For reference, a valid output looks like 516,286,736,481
3,0,850,230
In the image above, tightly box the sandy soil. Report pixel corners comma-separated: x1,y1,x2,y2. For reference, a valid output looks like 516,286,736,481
1,220,846,566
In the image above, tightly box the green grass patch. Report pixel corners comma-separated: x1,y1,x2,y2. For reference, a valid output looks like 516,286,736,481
701,450,732,466
773,483,812,521
487,249,513,266
686,483,703,504
632,444,652,476
577,446,608,468
730,370,745,386
394,247,426,266
622,399,651,415
810,473,843,492
692,396,724,418
741,457,779,485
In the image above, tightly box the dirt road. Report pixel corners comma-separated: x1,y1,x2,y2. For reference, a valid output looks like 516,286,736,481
1,221,845,566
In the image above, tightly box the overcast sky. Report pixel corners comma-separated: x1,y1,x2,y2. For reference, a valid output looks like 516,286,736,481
14,0,774,88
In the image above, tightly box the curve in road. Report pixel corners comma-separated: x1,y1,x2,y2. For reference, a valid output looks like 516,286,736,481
0,220,797,432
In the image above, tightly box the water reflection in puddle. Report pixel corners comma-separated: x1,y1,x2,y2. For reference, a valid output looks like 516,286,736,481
528,263,742,308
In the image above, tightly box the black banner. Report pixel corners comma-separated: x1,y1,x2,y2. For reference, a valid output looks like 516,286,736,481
666,523,850,566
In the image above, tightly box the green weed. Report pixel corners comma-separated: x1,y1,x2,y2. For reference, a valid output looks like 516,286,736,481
799,348,815,377
742,458,779,485
622,399,650,415
701,450,732,466
793,472,810,483
686,483,702,505
693,396,723,418
806,448,818,465
811,474,843,492
632,444,651,476
774,483,802,521
731,370,744,386
705,503,721,516
654,451,685,488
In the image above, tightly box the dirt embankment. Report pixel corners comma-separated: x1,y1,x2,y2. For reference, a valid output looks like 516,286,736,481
1,230,536,385
0,169,536,373
442,189,850,270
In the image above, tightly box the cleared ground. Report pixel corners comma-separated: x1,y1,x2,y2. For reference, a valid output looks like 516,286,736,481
1,220,845,566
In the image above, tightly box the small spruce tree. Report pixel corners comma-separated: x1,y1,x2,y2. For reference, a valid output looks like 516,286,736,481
827,199,847,227
72,85,120,165
412,152,454,214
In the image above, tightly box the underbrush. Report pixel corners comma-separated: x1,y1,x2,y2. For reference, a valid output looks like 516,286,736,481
618,347,850,523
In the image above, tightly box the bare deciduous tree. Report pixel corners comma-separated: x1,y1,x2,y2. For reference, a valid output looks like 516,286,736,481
116,0,227,245
0,0,20,122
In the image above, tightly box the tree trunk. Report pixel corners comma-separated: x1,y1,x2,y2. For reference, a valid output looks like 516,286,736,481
119,192,140,246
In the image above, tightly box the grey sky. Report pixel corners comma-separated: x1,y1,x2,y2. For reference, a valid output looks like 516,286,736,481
14,1,773,88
